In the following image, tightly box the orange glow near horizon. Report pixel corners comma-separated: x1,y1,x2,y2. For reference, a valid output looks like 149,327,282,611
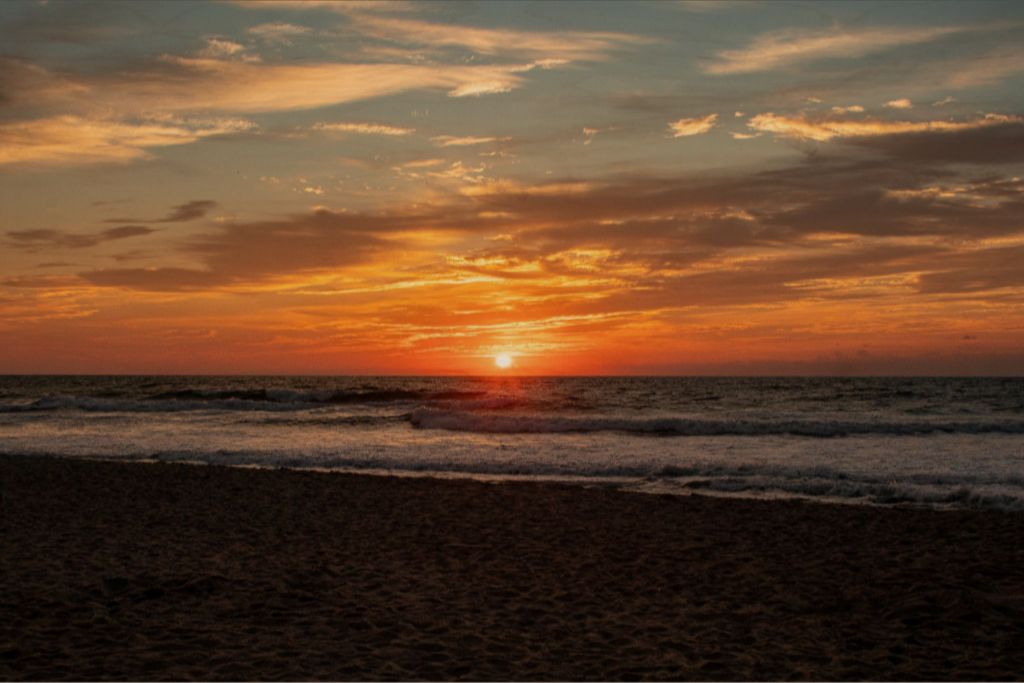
1,2,1022,375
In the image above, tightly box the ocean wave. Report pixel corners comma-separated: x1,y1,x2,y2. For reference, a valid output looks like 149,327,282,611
408,407,1024,437
0,388,492,413
0,396,314,413
148,388,488,404
661,474,1024,511
15,450,1020,511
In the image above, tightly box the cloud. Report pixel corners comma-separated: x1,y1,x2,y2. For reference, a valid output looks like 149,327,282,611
675,0,739,12
462,158,1024,248
231,0,416,13
668,114,718,137
0,115,255,167
78,206,482,290
158,200,218,222
79,267,229,290
462,180,594,198
0,57,88,110
394,158,445,170
431,135,508,147
851,122,1024,164
199,37,247,58
67,151,1024,370
8,56,549,120
109,57,537,112
916,245,1024,294
347,15,652,62
104,200,218,224
706,25,967,75
247,22,312,42
942,45,1024,89
7,225,155,249
1,55,556,167
747,112,1020,142
425,161,486,184
831,105,864,114
313,121,414,135
447,80,515,97
884,98,913,109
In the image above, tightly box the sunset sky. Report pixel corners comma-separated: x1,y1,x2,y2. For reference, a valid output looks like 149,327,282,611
2,0,1023,375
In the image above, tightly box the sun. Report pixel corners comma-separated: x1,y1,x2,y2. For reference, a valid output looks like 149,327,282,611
494,353,513,369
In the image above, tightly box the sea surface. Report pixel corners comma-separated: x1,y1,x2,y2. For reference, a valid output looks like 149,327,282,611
2,376,1023,510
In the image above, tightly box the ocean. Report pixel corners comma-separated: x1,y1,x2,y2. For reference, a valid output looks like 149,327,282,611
2,375,1023,510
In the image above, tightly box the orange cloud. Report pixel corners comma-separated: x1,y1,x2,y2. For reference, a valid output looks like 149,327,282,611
11,162,1024,374
431,135,509,147
747,112,1020,142
0,115,254,166
113,57,535,112
668,114,718,137
884,98,913,109
1,56,549,167
312,122,414,135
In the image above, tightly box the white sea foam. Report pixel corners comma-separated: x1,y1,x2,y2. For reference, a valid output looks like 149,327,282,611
409,407,1024,437
2,376,1023,511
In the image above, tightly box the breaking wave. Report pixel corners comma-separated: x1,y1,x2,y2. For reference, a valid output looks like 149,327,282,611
409,407,1024,437
29,449,1022,512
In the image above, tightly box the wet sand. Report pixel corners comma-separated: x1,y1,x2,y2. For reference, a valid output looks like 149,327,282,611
2,455,1023,681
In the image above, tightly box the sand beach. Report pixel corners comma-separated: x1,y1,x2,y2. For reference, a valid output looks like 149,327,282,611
2,454,1023,681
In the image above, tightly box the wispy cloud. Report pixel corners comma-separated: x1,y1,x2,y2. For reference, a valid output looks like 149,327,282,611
348,15,652,62
706,25,967,75
747,112,1020,142
78,205,476,291
9,55,549,119
1,57,545,167
431,135,508,147
668,114,718,137
103,200,218,224
116,57,537,112
247,22,312,43
7,225,156,249
675,0,740,12
0,115,254,167
159,200,218,223
231,0,416,13
313,122,415,135
942,45,1024,88
394,158,445,169
447,80,517,98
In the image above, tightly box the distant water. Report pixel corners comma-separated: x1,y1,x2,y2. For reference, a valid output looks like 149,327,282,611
2,376,1023,510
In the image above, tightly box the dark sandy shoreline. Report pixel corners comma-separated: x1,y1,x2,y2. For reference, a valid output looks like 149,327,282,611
2,455,1024,681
